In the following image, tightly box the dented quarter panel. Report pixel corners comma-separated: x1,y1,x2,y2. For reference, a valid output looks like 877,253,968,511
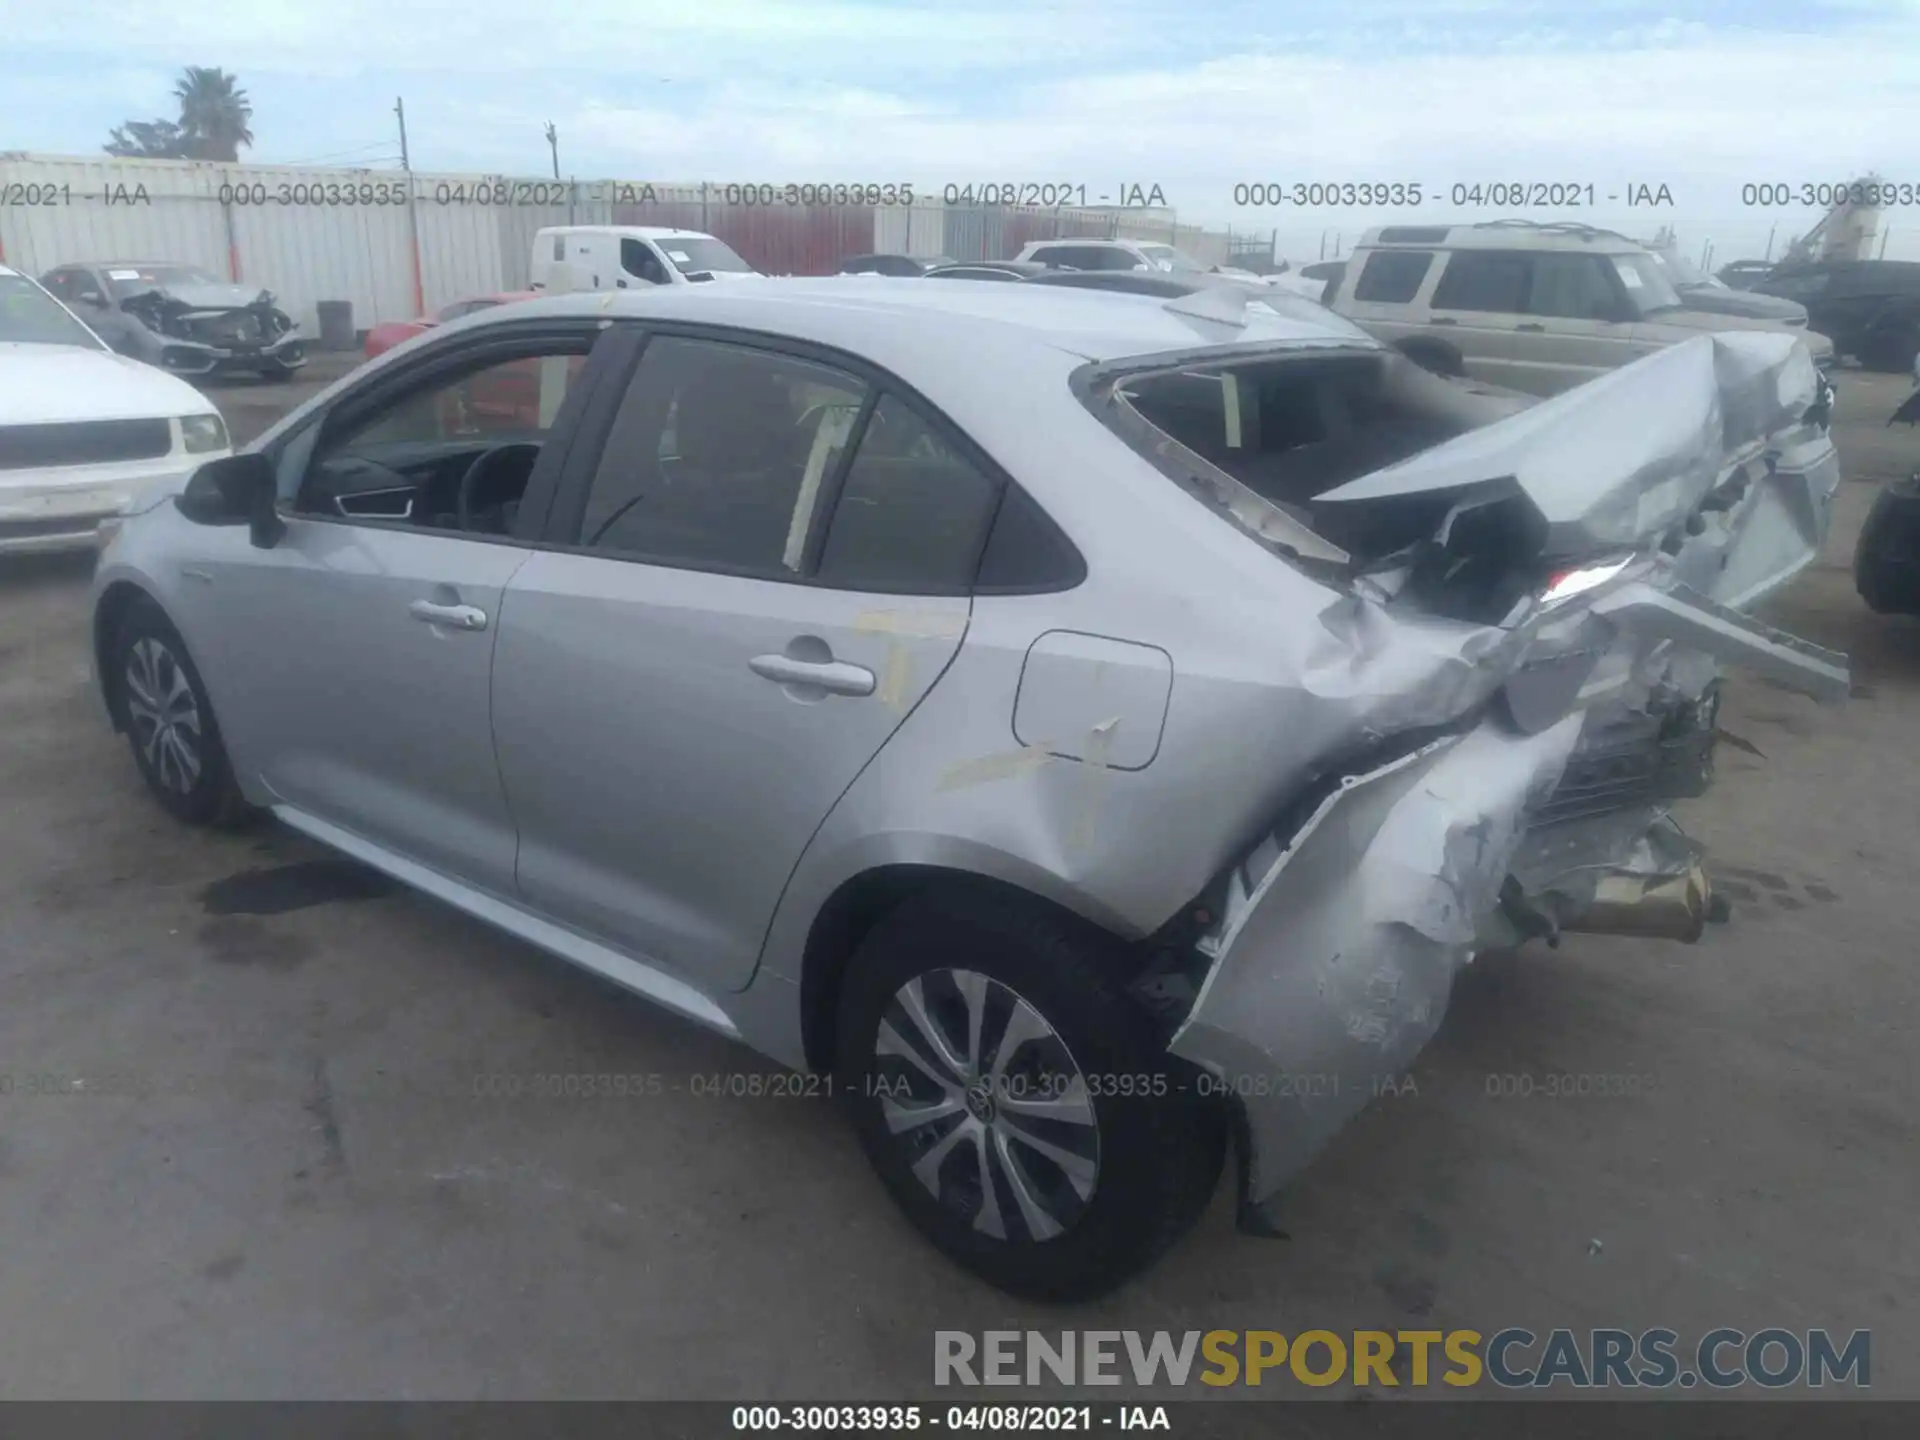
1169,713,1586,1201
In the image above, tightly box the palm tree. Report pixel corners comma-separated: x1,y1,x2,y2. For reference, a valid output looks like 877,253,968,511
173,67,254,162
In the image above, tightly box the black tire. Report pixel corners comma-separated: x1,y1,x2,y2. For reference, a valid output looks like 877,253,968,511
109,598,251,827
835,887,1226,1302
1397,339,1465,377
1860,324,1920,375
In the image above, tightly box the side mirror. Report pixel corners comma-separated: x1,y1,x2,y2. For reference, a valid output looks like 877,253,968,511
176,452,285,549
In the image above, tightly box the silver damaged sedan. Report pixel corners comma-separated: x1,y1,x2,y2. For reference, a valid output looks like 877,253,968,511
91,280,1848,1299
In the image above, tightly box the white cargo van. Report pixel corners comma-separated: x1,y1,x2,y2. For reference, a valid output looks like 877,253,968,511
530,225,762,293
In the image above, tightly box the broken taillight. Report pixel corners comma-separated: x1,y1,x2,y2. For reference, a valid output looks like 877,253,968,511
1539,554,1635,608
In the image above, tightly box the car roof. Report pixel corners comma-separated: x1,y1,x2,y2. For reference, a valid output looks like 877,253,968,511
463,275,1369,365
1355,221,1644,254
536,225,715,241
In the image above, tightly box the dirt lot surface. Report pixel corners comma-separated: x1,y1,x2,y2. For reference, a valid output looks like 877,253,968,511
1,362,1914,1399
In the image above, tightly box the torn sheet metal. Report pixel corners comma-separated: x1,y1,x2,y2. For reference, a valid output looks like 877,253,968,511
1169,713,1584,1203
1316,332,1821,559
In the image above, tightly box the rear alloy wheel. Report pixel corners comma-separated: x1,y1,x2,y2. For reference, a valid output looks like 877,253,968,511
113,600,249,827
876,968,1101,1243
836,889,1225,1301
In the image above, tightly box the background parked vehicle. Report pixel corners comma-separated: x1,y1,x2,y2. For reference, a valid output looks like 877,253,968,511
1326,220,1833,394
1750,259,1920,372
1854,355,1920,615
921,260,1057,282
38,261,306,381
839,254,951,277
1643,241,1809,325
1716,259,1779,290
530,225,762,293
1014,237,1328,299
363,292,538,360
0,264,231,555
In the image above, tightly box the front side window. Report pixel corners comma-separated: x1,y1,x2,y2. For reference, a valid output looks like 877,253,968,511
1525,254,1626,320
1429,251,1530,313
297,344,590,528
1136,243,1207,274
620,239,671,286
0,273,107,349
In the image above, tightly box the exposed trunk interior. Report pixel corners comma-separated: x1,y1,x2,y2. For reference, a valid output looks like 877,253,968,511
1115,351,1521,562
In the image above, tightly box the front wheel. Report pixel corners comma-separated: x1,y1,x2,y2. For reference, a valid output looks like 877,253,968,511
109,599,250,826
835,889,1225,1301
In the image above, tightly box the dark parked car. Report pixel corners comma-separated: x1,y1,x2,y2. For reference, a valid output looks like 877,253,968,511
1025,270,1213,297
1715,259,1778,291
1646,246,1808,326
920,261,1057,282
839,254,951,277
1855,362,1920,615
1752,259,1920,371
39,261,306,380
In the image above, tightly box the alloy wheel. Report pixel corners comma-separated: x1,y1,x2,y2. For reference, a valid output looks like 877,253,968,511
124,637,204,795
873,968,1100,1242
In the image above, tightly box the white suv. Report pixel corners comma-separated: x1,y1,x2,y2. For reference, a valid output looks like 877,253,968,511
1326,221,1834,395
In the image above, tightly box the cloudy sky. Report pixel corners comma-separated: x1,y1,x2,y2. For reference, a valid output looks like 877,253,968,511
6,0,1919,262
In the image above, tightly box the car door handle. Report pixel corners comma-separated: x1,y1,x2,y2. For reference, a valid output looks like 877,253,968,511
749,653,876,697
1429,316,1457,325
1516,322,1545,332
408,599,489,631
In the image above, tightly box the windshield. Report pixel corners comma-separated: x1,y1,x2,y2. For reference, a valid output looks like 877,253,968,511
1136,243,1208,274
1651,246,1719,289
658,237,756,275
104,263,223,299
0,273,107,349
1609,253,1686,315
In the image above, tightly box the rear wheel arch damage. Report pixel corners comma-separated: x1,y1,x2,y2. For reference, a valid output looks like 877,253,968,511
813,869,1228,1300
797,865,1160,1076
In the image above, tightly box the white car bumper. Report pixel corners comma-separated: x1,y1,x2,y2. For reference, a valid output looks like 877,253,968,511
0,453,216,555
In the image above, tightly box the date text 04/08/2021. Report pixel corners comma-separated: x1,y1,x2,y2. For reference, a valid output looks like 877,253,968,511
731,1404,1170,1432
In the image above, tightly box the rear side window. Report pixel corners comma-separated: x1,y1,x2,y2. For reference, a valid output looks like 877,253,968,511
577,337,868,572
815,396,1001,592
1351,250,1433,303
1430,251,1530,312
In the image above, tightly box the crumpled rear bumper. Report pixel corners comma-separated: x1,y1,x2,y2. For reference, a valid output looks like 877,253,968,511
1167,713,1586,1201
1168,572,1850,1208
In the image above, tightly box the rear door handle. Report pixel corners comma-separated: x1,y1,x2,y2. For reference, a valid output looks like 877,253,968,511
408,599,489,631
749,653,875,697
1516,322,1545,332
1429,316,1457,326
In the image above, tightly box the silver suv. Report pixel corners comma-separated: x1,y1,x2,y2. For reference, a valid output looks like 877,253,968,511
1327,220,1834,394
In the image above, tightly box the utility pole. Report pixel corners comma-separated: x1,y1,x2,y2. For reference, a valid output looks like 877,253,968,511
544,122,560,179
396,96,425,317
